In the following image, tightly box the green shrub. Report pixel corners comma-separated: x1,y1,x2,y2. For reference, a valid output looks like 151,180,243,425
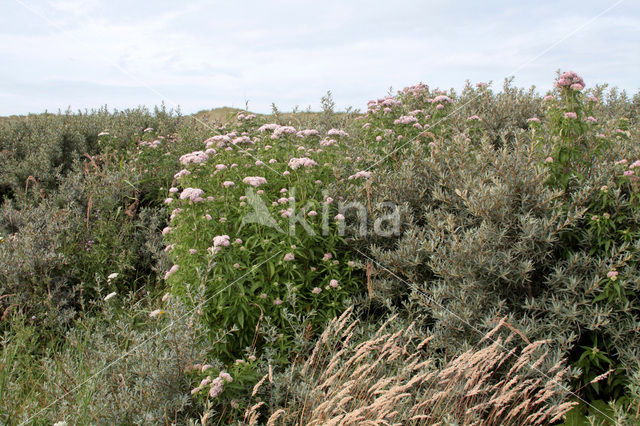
0,108,187,325
0,291,209,425
0,105,181,199
2,75,639,425
341,73,640,411
164,114,361,366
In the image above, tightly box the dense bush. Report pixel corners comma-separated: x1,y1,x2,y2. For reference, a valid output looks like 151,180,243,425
0,292,209,424
0,107,188,326
341,72,640,419
1,75,639,424
0,105,180,198
163,114,360,367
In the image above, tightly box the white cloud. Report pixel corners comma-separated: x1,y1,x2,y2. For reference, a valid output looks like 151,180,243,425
0,0,638,115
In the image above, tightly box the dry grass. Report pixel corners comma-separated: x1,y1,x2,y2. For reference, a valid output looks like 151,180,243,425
243,308,576,425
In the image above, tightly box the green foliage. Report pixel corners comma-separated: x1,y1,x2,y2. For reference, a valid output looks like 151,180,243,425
0,292,209,425
1,74,639,425
544,80,608,190
342,72,640,416
0,105,181,199
163,115,360,365
0,108,188,325
540,75,640,403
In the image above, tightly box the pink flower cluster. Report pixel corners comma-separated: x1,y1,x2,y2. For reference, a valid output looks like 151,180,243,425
243,176,268,186
258,123,279,132
273,125,297,139
431,95,453,104
320,138,337,146
174,169,191,179
191,371,233,398
205,135,231,148
139,139,161,148
297,129,320,138
394,115,418,125
367,96,402,113
555,70,584,91
348,170,372,180
467,115,481,121
620,160,640,177
401,83,429,97
213,235,230,250
232,136,253,145
236,113,256,121
380,97,402,107
179,150,209,165
288,157,318,169
164,264,179,280
327,129,349,137
179,187,205,202
170,208,182,221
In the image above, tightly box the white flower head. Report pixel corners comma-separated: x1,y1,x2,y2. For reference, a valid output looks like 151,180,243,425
149,309,165,318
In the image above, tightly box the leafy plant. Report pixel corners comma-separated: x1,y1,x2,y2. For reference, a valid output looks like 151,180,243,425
164,114,361,365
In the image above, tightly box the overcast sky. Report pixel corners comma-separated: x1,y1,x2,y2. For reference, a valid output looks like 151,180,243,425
1,0,638,116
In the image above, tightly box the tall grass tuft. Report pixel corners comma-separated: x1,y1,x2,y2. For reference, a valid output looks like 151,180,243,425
243,308,575,425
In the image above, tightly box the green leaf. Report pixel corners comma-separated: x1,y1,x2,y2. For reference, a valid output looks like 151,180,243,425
267,261,275,280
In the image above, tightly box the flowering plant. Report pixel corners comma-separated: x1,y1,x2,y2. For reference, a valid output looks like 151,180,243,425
163,116,359,365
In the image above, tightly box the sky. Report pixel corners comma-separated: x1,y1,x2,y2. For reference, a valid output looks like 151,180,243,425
0,0,638,116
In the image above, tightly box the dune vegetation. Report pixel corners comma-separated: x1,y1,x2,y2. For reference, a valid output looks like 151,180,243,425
1,72,639,425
